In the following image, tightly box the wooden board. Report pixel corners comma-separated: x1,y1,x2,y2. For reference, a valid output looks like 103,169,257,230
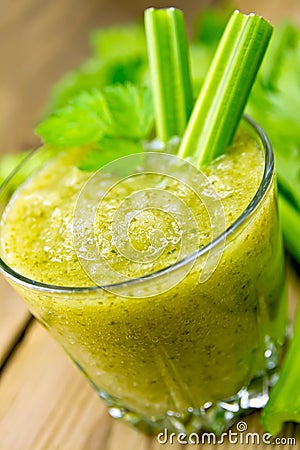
0,277,31,367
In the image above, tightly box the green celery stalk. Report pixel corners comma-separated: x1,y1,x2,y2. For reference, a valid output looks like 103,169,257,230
144,8,193,142
278,193,300,262
262,300,300,435
178,10,273,167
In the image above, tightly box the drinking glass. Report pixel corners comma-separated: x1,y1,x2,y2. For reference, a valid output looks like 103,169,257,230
0,117,287,434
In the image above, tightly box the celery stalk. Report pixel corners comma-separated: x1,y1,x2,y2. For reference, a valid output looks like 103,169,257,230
279,193,300,262
178,10,273,167
262,194,300,436
262,300,300,435
144,8,193,142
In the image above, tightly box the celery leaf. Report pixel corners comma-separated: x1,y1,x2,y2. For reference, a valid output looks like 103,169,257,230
36,83,154,148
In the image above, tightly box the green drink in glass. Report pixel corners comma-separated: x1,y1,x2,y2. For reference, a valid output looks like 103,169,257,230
0,117,287,433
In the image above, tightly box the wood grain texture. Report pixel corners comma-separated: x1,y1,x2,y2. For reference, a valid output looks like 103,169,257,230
0,322,111,450
0,277,31,367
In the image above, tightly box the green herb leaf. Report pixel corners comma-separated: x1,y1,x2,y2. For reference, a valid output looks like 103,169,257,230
47,23,148,113
189,43,214,97
178,10,273,167
48,24,148,112
36,83,154,148
103,83,154,140
37,90,108,147
90,23,146,61
79,137,144,171
48,57,148,113
259,21,299,91
193,8,228,46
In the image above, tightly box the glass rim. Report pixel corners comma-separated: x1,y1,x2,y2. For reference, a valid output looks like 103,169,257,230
0,115,274,294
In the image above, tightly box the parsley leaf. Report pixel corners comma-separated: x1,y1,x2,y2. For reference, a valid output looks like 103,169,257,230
90,23,146,60
47,24,148,112
37,90,108,148
36,83,154,171
78,137,143,171
36,83,154,148
103,83,154,140
48,57,147,112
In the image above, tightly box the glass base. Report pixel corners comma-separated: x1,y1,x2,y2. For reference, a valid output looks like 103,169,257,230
98,340,281,435
100,372,276,435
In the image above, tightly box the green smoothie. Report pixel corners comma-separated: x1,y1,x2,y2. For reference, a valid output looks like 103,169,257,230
0,124,286,425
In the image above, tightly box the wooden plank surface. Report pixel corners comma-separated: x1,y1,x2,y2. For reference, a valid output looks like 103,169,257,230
0,277,31,368
0,0,300,449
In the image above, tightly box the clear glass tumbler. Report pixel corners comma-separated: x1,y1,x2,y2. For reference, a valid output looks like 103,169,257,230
0,117,287,434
